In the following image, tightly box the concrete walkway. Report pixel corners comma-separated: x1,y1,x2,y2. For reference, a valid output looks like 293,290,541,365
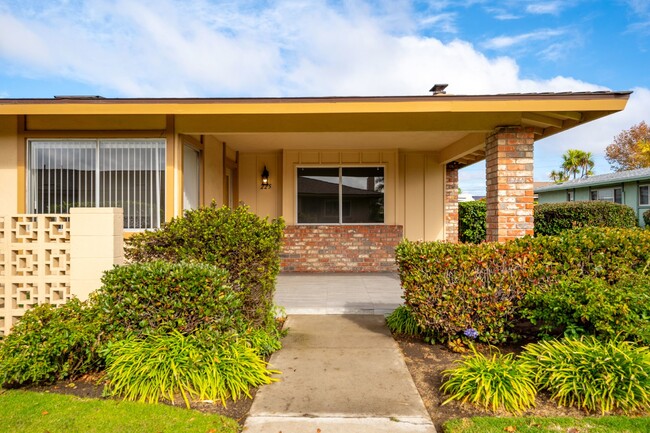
275,273,403,315
244,315,436,433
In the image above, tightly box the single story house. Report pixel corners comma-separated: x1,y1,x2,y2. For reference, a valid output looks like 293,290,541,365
0,91,630,272
536,167,650,227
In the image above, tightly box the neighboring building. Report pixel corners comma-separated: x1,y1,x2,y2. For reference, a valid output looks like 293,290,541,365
458,192,475,202
535,167,650,227
0,91,630,272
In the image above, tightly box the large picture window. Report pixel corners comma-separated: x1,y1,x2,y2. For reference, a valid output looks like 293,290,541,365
297,167,384,224
28,139,166,230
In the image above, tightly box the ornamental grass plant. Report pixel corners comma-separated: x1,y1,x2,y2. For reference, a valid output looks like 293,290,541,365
520,337,650,414
440,348,537,414
103,330,278,408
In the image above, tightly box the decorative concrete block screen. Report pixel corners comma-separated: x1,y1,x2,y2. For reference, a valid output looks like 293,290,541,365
281,225,403,272
0,208,123,336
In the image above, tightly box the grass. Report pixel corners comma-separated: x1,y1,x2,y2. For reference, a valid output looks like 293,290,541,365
0,390,239,433
443,416,650,433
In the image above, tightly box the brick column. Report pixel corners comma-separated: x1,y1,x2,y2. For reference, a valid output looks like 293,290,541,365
444,162,459,243
485,127,535,242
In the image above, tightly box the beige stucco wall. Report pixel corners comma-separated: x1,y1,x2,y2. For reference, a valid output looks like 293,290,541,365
239,152,282,218
0,116,18,215
202,135,225,206
399,152,445,241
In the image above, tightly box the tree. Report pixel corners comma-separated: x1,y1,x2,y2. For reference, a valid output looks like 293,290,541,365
550,149,594,182
605,121,650,172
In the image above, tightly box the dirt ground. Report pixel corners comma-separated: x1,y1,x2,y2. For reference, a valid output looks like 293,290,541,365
395,334,650,432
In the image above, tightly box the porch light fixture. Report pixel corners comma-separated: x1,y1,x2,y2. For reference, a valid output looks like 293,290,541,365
261,166,271,189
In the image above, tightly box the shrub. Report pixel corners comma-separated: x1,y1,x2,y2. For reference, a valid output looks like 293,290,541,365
396,238,548,344
0,299,102,387
644,209,650,228
94,261,242,340
386,306,422,336
103,331,278,408
397,227,650,344
534,201,637,236
441,349,536,414
459,201,486,244
522,272,650,344
125,204,284,328
520,337,650,414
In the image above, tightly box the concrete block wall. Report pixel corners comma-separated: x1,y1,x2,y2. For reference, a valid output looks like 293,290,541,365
281,225,403,272
0,208,123,336
70,208,124,301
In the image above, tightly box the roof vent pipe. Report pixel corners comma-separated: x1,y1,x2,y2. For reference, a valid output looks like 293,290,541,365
429,84,448,95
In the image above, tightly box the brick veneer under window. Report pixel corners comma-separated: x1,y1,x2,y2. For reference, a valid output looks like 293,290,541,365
281,225,403,272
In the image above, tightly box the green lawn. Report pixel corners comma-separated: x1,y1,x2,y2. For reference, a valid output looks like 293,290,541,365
444,416,650,433
0,390,239,433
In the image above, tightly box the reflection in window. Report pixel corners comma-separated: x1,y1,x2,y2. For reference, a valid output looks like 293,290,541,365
641,185,649,206
297,167,384,224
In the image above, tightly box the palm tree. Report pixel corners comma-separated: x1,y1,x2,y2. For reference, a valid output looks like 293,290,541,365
561,149,581,180
549,169,568,183
577,151,595,178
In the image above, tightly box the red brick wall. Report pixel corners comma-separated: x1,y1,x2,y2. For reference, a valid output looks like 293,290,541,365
445,163,459,243
281,225,403,272
485,127,535,242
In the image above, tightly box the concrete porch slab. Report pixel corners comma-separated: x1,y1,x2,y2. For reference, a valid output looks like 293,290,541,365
274,273,403,315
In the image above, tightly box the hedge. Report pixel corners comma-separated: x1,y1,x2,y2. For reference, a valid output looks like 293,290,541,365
396,227,650,344
459,200,486,244
125,204,284,328
534,201,637,236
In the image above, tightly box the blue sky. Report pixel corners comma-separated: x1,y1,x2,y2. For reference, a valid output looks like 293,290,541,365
1,0,649,194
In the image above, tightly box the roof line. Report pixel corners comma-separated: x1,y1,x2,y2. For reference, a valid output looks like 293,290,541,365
0,91,633,105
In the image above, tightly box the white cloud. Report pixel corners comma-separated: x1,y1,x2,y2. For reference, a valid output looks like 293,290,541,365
483,29,566,50
419,13,458,33
0,0,648,194
526,1,563,15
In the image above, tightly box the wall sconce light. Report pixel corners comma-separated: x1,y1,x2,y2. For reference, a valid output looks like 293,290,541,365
261,166,271,189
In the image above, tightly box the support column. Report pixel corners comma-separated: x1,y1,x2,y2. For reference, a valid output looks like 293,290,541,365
485,127,535,242
444,162,459,243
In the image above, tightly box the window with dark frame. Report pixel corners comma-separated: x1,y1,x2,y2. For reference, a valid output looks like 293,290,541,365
297,166,384,224
640,185,649,206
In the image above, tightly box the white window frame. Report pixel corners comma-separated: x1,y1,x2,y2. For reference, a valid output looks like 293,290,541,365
295,165,385,225
640,184,650,206
26,138,166,230
566,190,574,202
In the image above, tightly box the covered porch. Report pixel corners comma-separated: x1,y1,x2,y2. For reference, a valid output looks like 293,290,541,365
275,273,402,315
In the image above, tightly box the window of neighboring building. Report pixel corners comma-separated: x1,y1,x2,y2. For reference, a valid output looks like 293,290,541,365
28,139,166,230
297,166,384,224
567,190,574,201
589,187,623,204
640,185,649,206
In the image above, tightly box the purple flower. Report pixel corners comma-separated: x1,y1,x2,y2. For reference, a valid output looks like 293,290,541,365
463,328,479,339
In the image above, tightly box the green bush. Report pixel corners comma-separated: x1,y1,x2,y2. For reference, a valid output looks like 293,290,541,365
396,238,548,344
520,337,650,414
397,227,650,344
126,204,284,328
644,209,650,228
522,272,650,343
441,349,536,414
94,261,243,339
459,201,486,244
386,306,422,336
0,299,102,387
534,201,637,236
103,330,278,408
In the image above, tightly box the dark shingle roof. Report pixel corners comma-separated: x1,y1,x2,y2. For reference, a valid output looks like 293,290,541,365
535,167,650,192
